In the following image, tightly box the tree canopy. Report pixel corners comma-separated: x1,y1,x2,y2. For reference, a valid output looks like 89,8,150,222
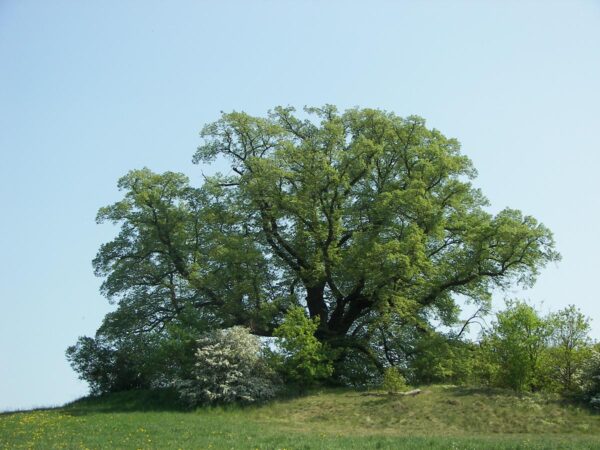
74,106,559,385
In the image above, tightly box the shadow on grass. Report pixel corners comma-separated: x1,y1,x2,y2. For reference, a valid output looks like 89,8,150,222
449,385,517,397
448,385,554,400
62,388,190,415
60,385,324,416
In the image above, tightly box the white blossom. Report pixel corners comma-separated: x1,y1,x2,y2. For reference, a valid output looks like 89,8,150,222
175,326,277,405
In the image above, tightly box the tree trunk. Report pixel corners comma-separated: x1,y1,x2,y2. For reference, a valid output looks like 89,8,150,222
305,281,328,328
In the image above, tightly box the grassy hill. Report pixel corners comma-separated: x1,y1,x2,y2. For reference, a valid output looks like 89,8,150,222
2,385,600,449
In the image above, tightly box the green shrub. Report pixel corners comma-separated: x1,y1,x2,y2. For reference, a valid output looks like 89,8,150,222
273,307,333,386
484,301,550,392
382,367,407,393
545,305,592,394
409,332,477,385
581,350,600,408
66,305,208,395
66,335,159,395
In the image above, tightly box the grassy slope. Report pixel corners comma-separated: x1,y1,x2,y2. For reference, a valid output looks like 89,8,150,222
1,386,600,449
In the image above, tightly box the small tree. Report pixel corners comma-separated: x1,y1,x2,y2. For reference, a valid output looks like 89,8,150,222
273,307,333,386
485,301,550,392
176,326,277,405
546,305,592,393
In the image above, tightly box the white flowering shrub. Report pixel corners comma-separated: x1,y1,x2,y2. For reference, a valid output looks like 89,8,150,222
175,326,278,405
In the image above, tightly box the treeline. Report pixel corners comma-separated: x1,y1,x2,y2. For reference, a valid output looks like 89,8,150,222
67,301,600,408
404,301,599,399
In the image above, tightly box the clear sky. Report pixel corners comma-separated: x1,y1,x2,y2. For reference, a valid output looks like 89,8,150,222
1,0,599,411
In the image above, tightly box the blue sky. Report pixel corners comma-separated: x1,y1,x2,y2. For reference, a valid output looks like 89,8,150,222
1,0,599,411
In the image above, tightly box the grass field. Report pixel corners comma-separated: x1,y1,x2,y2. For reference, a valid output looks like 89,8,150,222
1,385,600,449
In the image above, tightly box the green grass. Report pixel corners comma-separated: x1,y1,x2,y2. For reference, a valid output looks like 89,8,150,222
2,386,600,449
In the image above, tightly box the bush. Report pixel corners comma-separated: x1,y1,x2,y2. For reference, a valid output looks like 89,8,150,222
409,332,476,385
66,335,158,395
66,305,207,395
581,350,600,408
382,367,407,393
484,301,550,392
176,326,277,406
470,339,499,387
545,305,592,394
332,349,382,388
272,307,333,386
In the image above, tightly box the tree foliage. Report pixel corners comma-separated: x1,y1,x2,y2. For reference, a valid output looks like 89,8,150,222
382,367,408,394
272,307,333,385
69,106,559,389
483,301,550,392
408,332,477,385
473,303,595,395
546,305,592,393
581,348,600,408
67,305,205,394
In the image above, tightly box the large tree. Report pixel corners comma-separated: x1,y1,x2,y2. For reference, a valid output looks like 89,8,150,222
76,106,559,383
